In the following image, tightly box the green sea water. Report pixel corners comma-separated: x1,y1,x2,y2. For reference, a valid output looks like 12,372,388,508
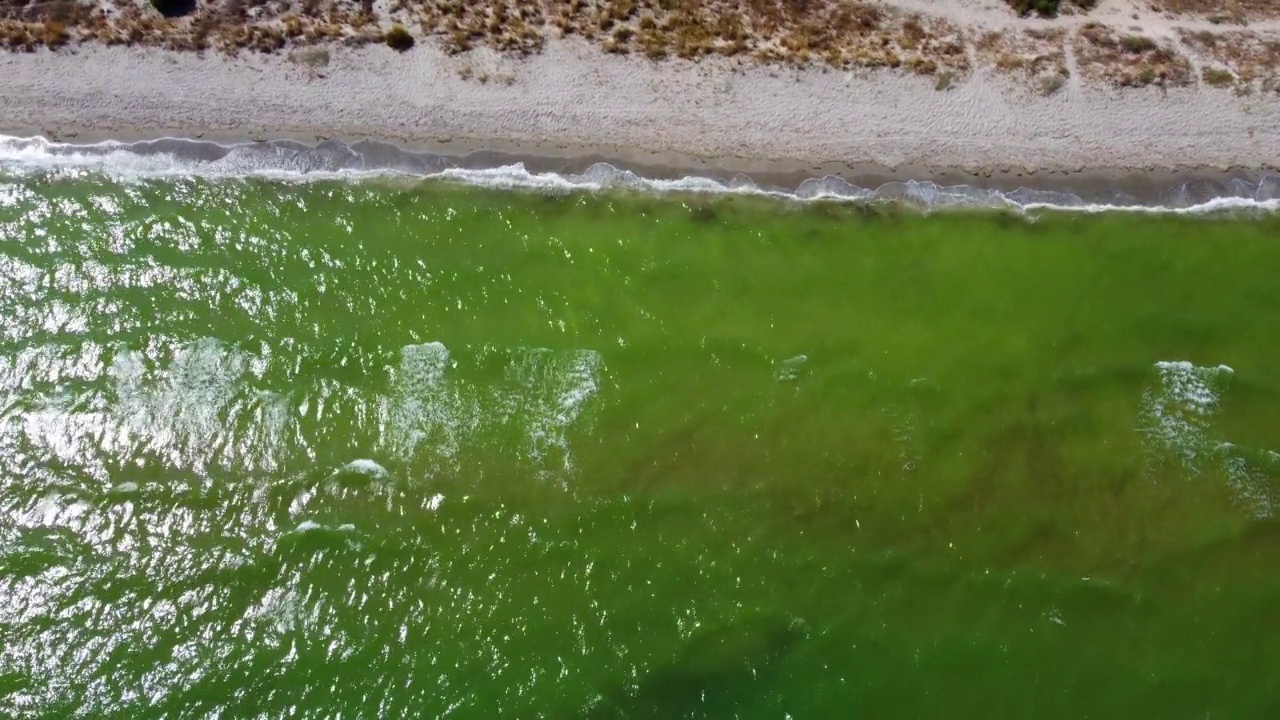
2,172,1279,718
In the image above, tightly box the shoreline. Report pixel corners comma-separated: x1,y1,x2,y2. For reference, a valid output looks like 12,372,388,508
3,33,1280,205
4,132,1277,209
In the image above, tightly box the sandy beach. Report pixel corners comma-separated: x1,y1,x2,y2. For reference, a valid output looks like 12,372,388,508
2,0,1280,187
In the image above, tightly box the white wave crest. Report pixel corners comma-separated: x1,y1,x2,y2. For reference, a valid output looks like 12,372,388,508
1140,361,1232,471
377,342,604,479
1140,361,1275,518
3,134,1279,214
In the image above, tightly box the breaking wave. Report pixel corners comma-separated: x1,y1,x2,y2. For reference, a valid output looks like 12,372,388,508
1139,361,1278,518
3,134,1279,214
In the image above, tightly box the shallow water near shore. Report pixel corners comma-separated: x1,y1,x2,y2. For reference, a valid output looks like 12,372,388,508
2,170,1280,717
5,134,1280,212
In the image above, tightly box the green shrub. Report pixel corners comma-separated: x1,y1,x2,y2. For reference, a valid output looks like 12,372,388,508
385,24,414,52
1039,72,1067,96
151,0,196,19
1009,0,1061,17
1007,0,1095,17
1120,35,1157,53
1201,67,1235,87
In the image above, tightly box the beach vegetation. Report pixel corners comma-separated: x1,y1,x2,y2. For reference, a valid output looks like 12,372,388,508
444,27,470,53
910,56,938,75
1201,66,1235,87
0,21,32,51
1076,22,1193,87
720,37,748,56
1006,0,1097,17
934,70,954,90
217,24,285,53
1205,8,1248,26
41,20,70,48
289,46,330,68
640,30,668,60
605,0,638,23
975,30,1003,53
0,0,1243,97
385,23,414,51
1039,71,1067,95
259,26,287,52
1185,29,1219,48
150,0,196,19
1120,34,1157,53
901,15,926,49
995,52,1024,71
553,14,574,37
1078,21,1113,47
1009,0,1061,17
282,14,304,38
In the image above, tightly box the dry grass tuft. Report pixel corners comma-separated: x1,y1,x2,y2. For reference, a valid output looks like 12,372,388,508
1075,22,1192,87
1039,71,1067,95
1180,28,1280,91
41,20,71,48
3,0,1272,94
289,46,330,67
974,25,1067,87
1201,66,1234,86
1148,0,1280,21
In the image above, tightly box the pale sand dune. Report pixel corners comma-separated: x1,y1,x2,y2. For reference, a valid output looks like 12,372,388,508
1,33,1278,179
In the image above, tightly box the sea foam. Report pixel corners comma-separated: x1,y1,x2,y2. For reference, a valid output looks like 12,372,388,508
3,134,1278,214
1140,361,1276,518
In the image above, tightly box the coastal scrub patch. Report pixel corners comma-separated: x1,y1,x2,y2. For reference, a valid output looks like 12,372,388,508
1006,0,1096,18
384,23,413,51
42,20,70,48
1201,66,1234,87
150,0,196,19
1075,22,1192,87
0,21,35,51
424,0,969,73
1179,28,1280,90
1010,0,1061,17
974,25,1067,90
1,0,1274,94
1039,71,1068,95
1150,0,1280,21
1119,34,1158,54
289,46,330,68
